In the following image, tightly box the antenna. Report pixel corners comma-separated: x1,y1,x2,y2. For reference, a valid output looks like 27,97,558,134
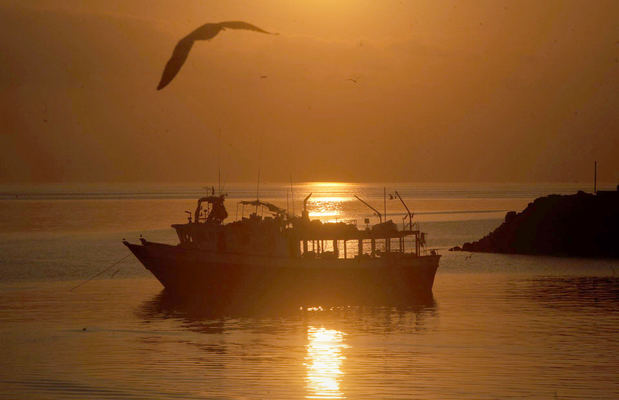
256,168,261,213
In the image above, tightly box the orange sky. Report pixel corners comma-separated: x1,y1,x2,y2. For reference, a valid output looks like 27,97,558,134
0,0,617,183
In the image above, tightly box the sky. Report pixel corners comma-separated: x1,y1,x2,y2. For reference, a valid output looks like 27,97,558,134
0,0,617,183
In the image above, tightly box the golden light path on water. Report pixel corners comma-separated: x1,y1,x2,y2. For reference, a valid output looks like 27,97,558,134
305,326,348,399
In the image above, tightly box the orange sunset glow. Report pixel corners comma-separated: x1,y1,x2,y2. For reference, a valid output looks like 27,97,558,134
1,0,617,184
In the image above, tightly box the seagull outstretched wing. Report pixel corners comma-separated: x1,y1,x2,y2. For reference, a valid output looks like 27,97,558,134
218,21,275,34
157,38,196,90
157,21,276,90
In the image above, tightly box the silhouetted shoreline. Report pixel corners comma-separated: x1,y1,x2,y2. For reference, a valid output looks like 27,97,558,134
451,188,619,258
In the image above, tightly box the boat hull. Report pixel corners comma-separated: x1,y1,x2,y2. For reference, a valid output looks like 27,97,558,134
124,240,440,308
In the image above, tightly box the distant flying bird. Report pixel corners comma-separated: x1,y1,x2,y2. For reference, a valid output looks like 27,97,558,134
157,21,276,90
346,78,359,83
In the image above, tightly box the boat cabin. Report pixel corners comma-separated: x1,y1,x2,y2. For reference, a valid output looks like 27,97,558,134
171,192,429,260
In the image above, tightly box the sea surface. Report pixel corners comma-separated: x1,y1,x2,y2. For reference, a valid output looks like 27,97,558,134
0,182,617,399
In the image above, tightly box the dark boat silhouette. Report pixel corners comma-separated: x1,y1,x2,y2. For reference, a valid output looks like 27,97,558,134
124,191,440,308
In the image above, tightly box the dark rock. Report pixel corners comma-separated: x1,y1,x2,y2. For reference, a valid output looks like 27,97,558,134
505,211,517,224
459,190,619,258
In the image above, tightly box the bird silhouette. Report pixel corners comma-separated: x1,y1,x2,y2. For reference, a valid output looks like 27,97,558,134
157,21,276,90
346,78,359,83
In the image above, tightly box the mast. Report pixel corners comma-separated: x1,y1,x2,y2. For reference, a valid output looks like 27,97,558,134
594,161,597,194
217,129,222,195
256,135,263,214
290,175,295,217
384,187,387,222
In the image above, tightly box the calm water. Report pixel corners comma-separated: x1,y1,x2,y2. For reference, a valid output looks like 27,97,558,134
0,183,617,399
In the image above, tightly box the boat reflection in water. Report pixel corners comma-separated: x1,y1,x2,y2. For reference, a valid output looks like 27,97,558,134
138,288,436,324
305,326,348,399
137,291,435,398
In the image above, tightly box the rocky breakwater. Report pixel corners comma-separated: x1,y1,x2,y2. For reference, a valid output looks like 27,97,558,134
452,188,618,257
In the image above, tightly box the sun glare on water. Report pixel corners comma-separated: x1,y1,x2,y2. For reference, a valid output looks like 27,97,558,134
304,182,353,188
303,182,356,220
307,197,350,219
305,327,348,399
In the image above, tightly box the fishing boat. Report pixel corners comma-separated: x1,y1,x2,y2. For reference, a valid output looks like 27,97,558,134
124,190,440,308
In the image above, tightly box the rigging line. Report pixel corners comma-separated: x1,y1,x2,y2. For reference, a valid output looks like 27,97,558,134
69,253,132,291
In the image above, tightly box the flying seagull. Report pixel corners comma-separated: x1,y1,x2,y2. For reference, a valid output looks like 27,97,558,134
157,21,276,90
